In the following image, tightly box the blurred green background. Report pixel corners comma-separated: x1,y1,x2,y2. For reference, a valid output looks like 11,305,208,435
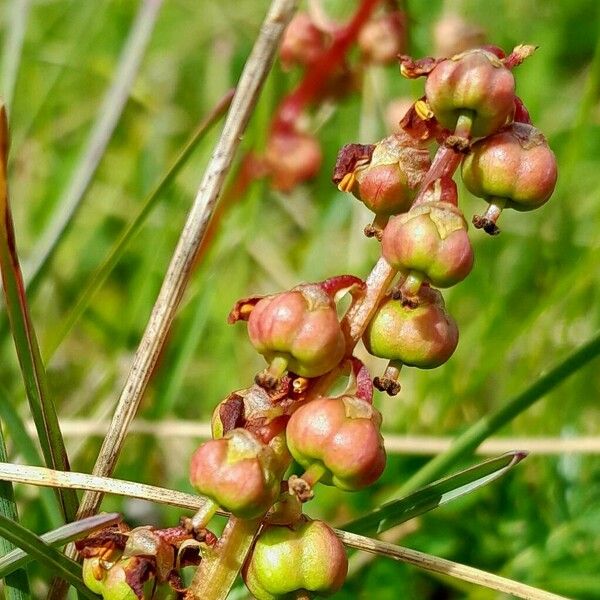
1,0,600,597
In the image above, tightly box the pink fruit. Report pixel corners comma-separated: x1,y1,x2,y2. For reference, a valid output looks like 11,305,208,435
286,395,386,491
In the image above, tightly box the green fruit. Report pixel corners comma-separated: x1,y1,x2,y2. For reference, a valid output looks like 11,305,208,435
243,520,347,599
364,286,458,369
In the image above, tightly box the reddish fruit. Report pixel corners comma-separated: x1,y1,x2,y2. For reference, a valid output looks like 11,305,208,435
381,201,474,289
425,48,515,137
279,13,327,69
189,429,282,519
243,519,347,600
265,130,322,192
462,122,557,223
336,132,430,217
363,286,458,369
286,395,386,491
246,284,346,379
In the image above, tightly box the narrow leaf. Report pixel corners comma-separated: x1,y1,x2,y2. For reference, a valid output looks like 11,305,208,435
342,451,526,535
0,102,78,522
0,512,121,577
0,426,30,599
0,515,97,599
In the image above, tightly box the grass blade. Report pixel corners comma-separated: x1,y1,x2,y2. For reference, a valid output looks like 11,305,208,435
0,103,78,522
0,426,30,599
0,513,121,578
24,0,164,293
0,515,97,599
43,88,234,359
337,530,568,600
390,330,600,499
342,451,526,536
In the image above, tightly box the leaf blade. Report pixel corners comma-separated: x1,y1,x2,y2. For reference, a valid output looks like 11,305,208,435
0,512,121,578
342,451,526,535
0,515,97,599
0,103,78,522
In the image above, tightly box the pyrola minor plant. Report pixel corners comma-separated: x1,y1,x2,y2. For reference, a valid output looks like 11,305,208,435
79,6,557,599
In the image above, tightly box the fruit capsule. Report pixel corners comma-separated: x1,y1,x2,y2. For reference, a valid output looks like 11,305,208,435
381,200,474,296
425,48,515,138
279,13,327,69
189,428,282,519
335,132,430,220
231,277,364,385
286,394,386,491
461,122,558,234
265,130,322,192
243,519,348,600
363,286,458,394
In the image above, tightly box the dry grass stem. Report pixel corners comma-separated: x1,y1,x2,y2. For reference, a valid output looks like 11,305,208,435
42,419,600,455
0,463,567,600
337,530,569,600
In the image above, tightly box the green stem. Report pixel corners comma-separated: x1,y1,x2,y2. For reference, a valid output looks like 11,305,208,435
301,462,328,488
454,110,474,139
185,517,262,600
391,330,600,498
191,500,219,530
401,271,424,298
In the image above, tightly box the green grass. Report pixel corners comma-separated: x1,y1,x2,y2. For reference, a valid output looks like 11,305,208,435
1,0,599,597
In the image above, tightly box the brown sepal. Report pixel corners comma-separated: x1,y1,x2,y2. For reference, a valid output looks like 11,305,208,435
400,100,447,143
502,44,537,69
332,143,375,185
218,393,245,434
227,295,262,323
123,556,156,599
398,54,442,78
75,524,130,557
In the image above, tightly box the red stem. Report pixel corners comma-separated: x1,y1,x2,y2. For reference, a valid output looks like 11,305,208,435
320,274,365,297
413,146,463,206
274,0,381,132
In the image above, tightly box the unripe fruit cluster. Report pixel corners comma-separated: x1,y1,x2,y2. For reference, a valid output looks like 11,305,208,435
84,34,558,600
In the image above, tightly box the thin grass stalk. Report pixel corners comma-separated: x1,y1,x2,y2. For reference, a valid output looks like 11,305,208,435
0,104,78,523
24,0,164,292
338,531,569,600
0,464,567,600
35,419,600,454
0,385,62,527
43,88,234,360
0,428,30,599
390,330,600,498
0,0,30,114
10,1,102,156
